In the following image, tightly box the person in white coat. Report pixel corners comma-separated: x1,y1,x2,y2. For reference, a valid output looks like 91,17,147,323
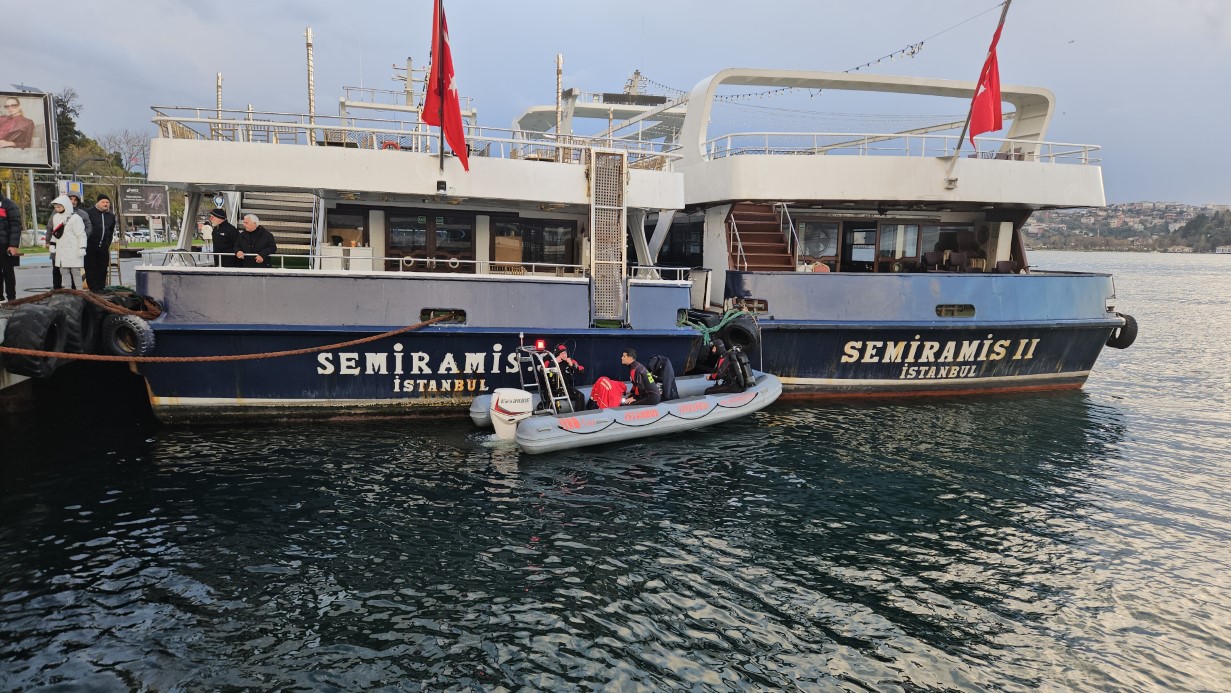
49,195,86,289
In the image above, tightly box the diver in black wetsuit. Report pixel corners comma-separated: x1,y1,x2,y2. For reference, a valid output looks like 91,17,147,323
620,348,661,406
704,339,747,395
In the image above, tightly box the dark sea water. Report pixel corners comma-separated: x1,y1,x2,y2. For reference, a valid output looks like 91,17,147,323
2,251,1228,691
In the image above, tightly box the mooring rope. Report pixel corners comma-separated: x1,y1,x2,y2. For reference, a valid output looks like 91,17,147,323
677,309,747,345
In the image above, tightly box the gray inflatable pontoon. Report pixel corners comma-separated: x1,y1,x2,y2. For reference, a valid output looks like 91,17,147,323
481,372,782,454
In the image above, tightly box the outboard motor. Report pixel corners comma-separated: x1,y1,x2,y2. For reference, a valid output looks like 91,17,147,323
490,388,534,441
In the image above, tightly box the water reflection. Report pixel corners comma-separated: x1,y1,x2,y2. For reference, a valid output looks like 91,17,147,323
8,369,1231,691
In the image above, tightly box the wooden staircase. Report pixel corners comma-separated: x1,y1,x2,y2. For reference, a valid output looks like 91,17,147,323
241,191,317,256
727,203,794,271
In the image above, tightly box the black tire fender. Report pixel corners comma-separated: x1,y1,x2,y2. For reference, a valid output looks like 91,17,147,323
46,294,100,354
101,314,156,357
1106,313,1137,349
720,313,761,352
4,303,68,378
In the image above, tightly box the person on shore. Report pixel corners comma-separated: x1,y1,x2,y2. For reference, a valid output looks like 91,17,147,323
0,97,35,149
620,348,661,406
704,339,748,395
208,209,238,267
0,193,22,302
235,214,275,268
49,195,86,289
84,195,116,291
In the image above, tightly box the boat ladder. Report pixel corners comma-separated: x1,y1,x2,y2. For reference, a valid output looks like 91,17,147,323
515,347,577,414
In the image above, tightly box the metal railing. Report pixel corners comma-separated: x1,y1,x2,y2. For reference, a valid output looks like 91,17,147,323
773,202,801,267
727,216,748,271
150,106,683,169
147,249,699,283
704,131,1101,164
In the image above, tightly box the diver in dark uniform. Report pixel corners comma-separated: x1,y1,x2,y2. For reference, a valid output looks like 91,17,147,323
620,348,662,406
704,339,747,395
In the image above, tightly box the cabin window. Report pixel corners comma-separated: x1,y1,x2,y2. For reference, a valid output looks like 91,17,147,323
326,209,367,247
920,224,974,256
491,218,577,267
878,224,919,260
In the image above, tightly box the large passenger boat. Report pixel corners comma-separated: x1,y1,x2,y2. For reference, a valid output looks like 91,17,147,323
579,68,1137,397
78,63,1132,421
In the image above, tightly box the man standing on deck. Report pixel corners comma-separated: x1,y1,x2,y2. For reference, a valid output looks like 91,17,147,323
0,193,22,302
235,213,277,268
84,195,116,291
620,348,661,407
208,209,238,267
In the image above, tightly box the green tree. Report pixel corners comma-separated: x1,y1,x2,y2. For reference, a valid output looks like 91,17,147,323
54,87,87,157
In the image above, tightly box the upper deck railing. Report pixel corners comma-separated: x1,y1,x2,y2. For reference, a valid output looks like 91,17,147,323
150,106,682,170
705,131,1101,164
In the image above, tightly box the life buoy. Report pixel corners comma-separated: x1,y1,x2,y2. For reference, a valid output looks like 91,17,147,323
3,303,68,378
1106,313,1137,349
447,257,461,270
402,257,416,270
101,314,156,357
381,141,399,151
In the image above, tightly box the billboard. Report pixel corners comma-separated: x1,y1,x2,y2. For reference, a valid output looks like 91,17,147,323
119,184,169,217
0,91,57,170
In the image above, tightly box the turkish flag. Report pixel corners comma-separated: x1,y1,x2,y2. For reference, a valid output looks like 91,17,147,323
422,0,469,171
968,22,1004,148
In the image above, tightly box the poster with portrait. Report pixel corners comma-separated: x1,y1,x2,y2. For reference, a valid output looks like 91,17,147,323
0,91,57,170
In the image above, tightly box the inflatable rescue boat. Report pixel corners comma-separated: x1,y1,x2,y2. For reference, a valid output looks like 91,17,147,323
474,345,781,454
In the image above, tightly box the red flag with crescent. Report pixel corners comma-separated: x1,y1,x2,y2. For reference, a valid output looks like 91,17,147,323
422,0,469,171
969,22,1004,148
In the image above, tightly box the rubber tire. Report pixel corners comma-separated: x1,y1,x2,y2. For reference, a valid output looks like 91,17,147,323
720,313,761,352
1106,313,1137,349
101,314,156,357
4,303,68,378
46,294,99,354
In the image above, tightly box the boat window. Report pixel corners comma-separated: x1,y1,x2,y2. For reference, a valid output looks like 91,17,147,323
658,213,704,268
326,209,367,247
420,308,466,324
879,224,919,259
920,224,973,256
492,217,577,266
935,304,976,318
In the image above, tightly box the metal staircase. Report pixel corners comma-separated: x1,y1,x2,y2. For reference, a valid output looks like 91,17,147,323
240,191,317,256
727,203,794,271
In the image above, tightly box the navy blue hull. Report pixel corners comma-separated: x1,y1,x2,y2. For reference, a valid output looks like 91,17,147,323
753,321,1117,396
139,325,696,422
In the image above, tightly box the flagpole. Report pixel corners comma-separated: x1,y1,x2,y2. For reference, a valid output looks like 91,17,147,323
946,0,1012,184
436,0,446,173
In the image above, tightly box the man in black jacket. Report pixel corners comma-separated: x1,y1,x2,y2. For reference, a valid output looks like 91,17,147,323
208,208,239,267
0,194,21,301
235,214,277,268
84,195,117,291
620,348,662,406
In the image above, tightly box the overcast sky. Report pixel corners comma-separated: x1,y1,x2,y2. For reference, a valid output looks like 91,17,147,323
3,0,1228,204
